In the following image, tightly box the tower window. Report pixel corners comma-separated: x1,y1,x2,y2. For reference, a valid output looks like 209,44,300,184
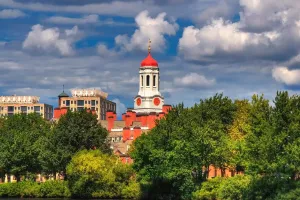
141,75,144,87
153,75,156,87
146,75,150,86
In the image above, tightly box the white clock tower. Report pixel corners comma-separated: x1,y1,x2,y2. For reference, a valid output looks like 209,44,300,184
133,40,164,114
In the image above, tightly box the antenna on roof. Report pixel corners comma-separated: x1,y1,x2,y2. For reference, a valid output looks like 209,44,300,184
63,84,65,93
148,38,151,54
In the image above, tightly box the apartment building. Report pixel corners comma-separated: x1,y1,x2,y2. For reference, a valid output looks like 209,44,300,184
54,88,116,120
0,95,53,120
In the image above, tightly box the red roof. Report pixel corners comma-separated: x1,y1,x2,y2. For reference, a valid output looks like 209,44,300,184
141,53,158,67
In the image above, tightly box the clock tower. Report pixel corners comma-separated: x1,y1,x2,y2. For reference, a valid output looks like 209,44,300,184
133,40,164,114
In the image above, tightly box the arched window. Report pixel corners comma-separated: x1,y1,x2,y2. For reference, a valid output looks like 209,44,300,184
146,75,150,86
141,75,144,87
153,75,156,87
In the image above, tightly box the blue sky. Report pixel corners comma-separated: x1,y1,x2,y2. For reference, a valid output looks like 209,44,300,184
0,0,300,117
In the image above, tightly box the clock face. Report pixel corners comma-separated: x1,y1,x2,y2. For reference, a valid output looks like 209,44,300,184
136,98,142,106
154,97,160,106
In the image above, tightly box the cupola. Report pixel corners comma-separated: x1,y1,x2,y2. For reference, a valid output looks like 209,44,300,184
140,39,158,67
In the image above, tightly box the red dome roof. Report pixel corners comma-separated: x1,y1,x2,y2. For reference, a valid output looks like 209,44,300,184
141,53,158,67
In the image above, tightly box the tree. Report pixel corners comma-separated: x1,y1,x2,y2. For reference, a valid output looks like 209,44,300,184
0,113,49,181
39,110,110,176
66,149,140,199
227,100,251,172
131,94,236,199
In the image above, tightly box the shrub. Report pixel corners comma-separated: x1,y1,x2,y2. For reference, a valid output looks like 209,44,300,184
0,180,70,198
192,175,251,200
192,177,223,200
67,149,140,199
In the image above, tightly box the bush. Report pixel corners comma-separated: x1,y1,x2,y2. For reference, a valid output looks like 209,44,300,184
39,180,70,198
192,177,223,200
67,149,140,199
0,180,70,198
192,175,251,200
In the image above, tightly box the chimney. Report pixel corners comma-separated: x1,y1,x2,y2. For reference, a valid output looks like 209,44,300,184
106,111,116,131
148,112,157,129
123,127,131,142
162,105,172,114
158,112,165,119
141,114,148,126
133,127,142,140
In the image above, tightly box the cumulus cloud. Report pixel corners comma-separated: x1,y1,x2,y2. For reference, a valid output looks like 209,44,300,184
272,67,300,86
0,9,25,18
193,0,239,25
174,73,216,88
115,10,178,52
179,19,281,61
97,44,119,58
23,25,81,56
239,0,300,33
46,14,99,24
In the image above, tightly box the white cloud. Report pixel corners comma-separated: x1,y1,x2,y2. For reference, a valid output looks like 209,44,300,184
194,0,238,25
46,14,99,24
112,98,126,118
174,73,216,88
23,24,81,56
272,67,300,85
0,0,156,17
115,10,178,52
97,44,118,58
178,18,294,62
0,9,25,18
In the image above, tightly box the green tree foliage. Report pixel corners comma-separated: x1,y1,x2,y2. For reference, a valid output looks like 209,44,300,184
227,100,251,172
192,175,251,200
66,149,140,199
38,110,110,175
131,94,236,199
0,113,49,181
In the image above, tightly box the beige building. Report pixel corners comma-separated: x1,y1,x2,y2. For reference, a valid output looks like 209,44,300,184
0,95,53,120
56,89,116,120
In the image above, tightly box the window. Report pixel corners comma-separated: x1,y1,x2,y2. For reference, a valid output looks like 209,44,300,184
71,101,73,104
63,101,65,104
146,75,150,86
77,100,84,106
91,100,95,106
141,75,144,86
85,101,87,104
21,106,27,112
96,101,98,105
88,101,90,104
34,106,40,112
7,106,14,112
153,75,156,87
66,100,70,106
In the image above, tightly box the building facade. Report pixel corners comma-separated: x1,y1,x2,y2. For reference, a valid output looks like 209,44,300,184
54,88,116,120
101,41,172,163
0,95,53,120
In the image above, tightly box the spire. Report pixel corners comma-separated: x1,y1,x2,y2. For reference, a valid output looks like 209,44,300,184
58,85,69,97
148,39,151,54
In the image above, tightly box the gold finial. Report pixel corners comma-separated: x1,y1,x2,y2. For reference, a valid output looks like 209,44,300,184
148,39,151,53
